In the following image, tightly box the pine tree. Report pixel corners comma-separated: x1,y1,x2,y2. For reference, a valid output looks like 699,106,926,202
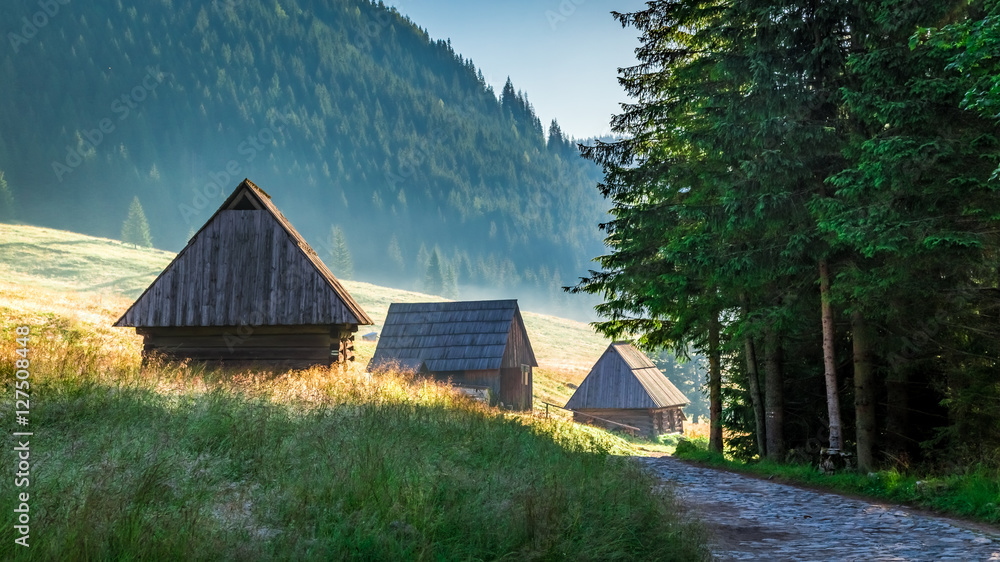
501,77,517,118
388,234,405,272
577,0,1000,468
424,248,445,296
121,196,153,248
0,170,14,223
576,0,855,459
816,0,1000,467
547,119,566,153
415,243,430,278
443,262,459,299
328,226,354,279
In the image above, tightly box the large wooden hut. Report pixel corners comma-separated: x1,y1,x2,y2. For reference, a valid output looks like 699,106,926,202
114,179,373,369
368,300,537,410
565,342,689,437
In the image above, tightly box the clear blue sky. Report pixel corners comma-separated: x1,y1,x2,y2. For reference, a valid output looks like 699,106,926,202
385,0,647,140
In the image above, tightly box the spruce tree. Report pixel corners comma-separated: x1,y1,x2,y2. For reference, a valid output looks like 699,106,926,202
121,196,153,248
387,234,405,272
578,0,1000,468
328,226,354,280
443,262,459,299
424,249,445,296
576,0,855,459
415,243,430,280
547,119,567,153
0,171,13,223
816,1,1000,466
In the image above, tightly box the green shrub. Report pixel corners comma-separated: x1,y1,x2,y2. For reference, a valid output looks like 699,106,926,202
657,433,683,447
674,436,710,457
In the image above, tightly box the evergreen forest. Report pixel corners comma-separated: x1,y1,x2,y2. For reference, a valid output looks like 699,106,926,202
1,0,606,314
575,0,1000,470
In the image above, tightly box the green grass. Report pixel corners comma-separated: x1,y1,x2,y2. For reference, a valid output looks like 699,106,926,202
674,442,1000,524
0,242,709,560
0,223,176,297
0,222,609,408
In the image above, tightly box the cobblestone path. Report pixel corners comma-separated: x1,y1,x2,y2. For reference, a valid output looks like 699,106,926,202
639,456,1000,561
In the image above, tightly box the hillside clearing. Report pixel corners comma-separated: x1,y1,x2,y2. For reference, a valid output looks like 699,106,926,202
0,277,708,560
0,222,608,407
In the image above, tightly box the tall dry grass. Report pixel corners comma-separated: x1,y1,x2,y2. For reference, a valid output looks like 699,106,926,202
0,282,709,560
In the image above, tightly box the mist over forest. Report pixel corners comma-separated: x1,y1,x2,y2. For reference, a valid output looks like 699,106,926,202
0,0,611,320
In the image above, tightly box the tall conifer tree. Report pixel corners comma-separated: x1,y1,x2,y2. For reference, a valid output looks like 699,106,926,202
0,171,14,223
328,226,354,280
121,196,153,248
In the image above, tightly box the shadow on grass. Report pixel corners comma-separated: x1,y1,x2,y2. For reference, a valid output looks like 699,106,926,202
0,371,710,561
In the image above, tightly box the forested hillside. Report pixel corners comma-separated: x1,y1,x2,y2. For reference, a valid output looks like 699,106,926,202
0,0,606,312
576,1,1000,470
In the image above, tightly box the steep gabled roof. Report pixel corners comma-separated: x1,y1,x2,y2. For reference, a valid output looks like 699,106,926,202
565,342,689,410
115,179,372,327
368,300,537,372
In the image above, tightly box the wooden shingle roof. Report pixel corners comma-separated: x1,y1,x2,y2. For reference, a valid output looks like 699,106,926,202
114,179,372,327
565,342,689,410
368,300,537,372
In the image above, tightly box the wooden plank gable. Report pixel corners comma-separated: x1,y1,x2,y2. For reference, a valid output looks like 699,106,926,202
115,179,372,327
565,343,689,410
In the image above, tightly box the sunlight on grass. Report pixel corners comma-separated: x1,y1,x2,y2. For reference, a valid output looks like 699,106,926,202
0,280,709,560
1,222,610,411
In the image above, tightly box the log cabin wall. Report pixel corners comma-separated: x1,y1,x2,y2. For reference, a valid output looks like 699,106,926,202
572,407,686,437
499,311,535,410
140,324,357,369
573,408,656,437
431,369,501,403
500,367,527,410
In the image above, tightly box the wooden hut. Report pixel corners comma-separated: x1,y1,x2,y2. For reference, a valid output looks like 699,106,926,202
367,300,537,410
565,342,689,437
114,179,373,369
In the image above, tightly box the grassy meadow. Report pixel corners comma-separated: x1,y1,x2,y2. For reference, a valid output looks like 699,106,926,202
0,224,707,559
0,223,608,409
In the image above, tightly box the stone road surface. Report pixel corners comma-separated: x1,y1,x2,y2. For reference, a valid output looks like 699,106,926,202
639,456,1000,561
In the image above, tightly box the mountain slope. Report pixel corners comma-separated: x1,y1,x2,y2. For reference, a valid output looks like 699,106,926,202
1,0,608,309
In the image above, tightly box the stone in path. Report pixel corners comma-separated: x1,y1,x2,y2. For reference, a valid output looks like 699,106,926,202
639,456,1000,561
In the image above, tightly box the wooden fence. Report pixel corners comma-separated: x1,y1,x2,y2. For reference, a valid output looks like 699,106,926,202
541,402,640,436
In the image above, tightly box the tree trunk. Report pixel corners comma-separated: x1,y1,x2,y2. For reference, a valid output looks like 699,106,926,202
708,313,724,454
852,309,877,472
744,334,767,459
763,325,785,461
819,259,843,452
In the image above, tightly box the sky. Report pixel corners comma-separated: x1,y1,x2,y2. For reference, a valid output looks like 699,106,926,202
384,0,648,140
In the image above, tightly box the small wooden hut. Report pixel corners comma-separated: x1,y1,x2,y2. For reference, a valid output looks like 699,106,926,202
114,178,373,369
367,300,537,410
565,342,689,437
